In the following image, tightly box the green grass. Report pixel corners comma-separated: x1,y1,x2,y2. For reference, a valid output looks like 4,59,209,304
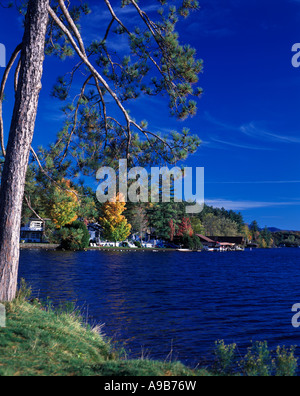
0,292,209,376
0,284,298,376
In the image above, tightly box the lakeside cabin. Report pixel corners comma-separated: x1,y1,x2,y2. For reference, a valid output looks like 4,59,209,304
196,235,216,248
196,234,245,251
207,236,246,246
20,218,46,243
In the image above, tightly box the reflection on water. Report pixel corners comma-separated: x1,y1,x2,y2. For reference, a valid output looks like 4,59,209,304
19,249,300,366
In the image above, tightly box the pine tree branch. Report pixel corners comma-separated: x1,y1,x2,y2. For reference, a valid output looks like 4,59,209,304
94,76,109,144
48,4,132,132
58,0,87,56
14,58,21,93
103,17,114,42
30,146,83,198
24,194,45,222
49,4,134,160
0,43,22,158
48,2,197,166
103,0,130,36
58,74,93,166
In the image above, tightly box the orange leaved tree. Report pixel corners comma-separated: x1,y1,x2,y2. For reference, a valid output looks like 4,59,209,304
49,179,79,228
99,194,131,243
177,217,194,237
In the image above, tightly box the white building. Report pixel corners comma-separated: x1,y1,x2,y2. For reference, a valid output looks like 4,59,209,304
20,219,45,243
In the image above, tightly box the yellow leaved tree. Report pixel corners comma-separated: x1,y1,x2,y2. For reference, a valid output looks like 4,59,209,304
99,193,131,243
50,179,79,228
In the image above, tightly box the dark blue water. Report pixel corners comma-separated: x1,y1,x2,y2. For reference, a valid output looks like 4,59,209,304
18,249,300,367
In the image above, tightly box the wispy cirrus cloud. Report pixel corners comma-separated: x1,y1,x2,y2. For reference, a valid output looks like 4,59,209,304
240,122,300,144
203,112,300,149
201,112,272,151
210,137,273,151
205,198,300,211
206,180,300,184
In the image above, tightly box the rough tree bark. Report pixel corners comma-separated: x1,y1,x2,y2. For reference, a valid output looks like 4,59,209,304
0,0,49,301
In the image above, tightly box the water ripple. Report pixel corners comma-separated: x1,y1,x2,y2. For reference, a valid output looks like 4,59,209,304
19,248,300,367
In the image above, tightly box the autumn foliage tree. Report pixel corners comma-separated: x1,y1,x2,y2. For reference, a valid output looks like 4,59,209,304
99,194,131,243
49,179,79,228
175,216,202,250
177,217,194,237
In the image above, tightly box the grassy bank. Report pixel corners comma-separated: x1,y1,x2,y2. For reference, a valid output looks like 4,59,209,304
0,290,209,376
0,286,298,376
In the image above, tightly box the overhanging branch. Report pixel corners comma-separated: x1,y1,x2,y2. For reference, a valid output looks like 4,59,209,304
0,43,22,158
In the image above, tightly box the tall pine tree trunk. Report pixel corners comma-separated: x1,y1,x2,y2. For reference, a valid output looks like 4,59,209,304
0,0,49,301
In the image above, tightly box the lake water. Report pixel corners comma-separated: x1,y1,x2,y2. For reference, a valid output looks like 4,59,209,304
19,248,300,367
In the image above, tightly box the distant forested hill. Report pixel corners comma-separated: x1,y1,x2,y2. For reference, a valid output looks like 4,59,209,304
272,231,300,247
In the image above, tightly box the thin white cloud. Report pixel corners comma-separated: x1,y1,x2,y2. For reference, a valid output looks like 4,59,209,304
204,112,236,131
203,112,300,148
205,199,300,211
240,122,300,144
211,138,273,151
206,180,300,184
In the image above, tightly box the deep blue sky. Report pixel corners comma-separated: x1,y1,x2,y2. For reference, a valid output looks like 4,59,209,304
0,0,300,230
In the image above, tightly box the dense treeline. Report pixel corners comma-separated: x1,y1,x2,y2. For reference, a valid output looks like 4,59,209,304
247,221,274,249
21,166,294,249
272,231,300,247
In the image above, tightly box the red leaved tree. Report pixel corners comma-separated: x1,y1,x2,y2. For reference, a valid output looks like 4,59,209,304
177,217,194,238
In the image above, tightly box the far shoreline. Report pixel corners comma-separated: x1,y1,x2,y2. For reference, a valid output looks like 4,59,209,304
19,243,177,252
19,243,286,253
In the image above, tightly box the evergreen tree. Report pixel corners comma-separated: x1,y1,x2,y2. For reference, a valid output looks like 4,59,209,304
249,221,260,241
126,203,148,241
59,220,91,250
0,0,204,300
0,0,49,300
148,201,186,240
169,219,176,241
